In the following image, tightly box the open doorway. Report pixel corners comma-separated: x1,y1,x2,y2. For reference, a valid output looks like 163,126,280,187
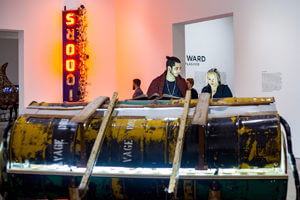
0,31,19,85
0,30,24,120
173,13,234,96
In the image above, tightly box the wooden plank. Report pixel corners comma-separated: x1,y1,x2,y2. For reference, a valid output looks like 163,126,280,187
76,92,118,199
196,126,208,170
209,97,274,106
69,187,81,200
70,96,108,123
24,114,74,119
168,90,191,194
192,93,210,125
27,105,85,110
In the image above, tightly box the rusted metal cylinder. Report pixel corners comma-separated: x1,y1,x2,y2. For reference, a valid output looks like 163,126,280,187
8,116,199,168
8,114,281,169
4,98,287,199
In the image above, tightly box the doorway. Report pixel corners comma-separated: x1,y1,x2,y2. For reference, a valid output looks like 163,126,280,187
0,30,24,118
173,13,235,95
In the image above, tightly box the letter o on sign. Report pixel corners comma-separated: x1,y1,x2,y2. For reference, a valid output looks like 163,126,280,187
66,74,75,86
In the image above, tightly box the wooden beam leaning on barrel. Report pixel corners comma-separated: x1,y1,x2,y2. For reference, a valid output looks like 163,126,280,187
168,90,191,198
192,93,211,170
70,96,110,166
69,92,118,200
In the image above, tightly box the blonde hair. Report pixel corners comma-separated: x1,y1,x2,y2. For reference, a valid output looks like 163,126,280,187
206,68,221,85
206,72,220,85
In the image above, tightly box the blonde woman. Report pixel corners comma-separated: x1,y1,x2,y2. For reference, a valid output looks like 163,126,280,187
201,68,232,98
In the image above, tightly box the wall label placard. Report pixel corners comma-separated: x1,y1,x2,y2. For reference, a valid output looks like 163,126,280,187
186,55,206,66
262,71,282,92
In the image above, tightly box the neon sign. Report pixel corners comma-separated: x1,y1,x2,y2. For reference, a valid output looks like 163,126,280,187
62,6,88,102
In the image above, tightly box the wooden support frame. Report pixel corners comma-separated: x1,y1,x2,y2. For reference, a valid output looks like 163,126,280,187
70,96,108,123
71,96,108,167
192,93,210,125
69,92,118,200
168,90,191,196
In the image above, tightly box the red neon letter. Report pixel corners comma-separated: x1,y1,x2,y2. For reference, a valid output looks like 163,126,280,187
69,89,73,101
66,13,75,26
66,29,75,40
66,74,75,86
66,44,75,56
66,59,75,72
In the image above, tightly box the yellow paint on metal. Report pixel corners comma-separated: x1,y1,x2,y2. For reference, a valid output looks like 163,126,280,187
240,163,251,169
80,117,181,164
168,119,180,163
170,99,196,105
248,140,257,161
10,117,52,163
210,97,275,105
236,97,274,103
111,178,125,199
109,119,145,157
245,138,251,147
75,143,81,154
85,119,103,143
144,120,166,143
40,102,49,106
238,125,253,135
211,98,235,104
265,163,278,168
231,116,237,123
239,116,281,168
183,180,194,200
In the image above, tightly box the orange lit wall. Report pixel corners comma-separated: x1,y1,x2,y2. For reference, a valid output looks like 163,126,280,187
0,0,116,110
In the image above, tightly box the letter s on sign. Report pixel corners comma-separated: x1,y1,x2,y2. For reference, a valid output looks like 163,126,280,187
66,13,75,26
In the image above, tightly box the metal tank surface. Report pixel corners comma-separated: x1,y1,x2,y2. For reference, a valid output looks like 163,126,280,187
0,97,290,199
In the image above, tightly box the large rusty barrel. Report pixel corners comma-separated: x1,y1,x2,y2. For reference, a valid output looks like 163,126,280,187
2,97,288,199
8,117,199,168
8,98,281,169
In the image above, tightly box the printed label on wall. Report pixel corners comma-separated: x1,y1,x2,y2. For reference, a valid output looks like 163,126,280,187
262,71,282,92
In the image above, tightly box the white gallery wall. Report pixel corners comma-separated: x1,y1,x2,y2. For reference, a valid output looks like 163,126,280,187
185,16,234,94
233,1,300,157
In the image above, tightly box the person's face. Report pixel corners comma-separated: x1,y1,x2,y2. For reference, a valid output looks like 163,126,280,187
207,73,219,87
132,82,136,90
186,80,192,89
168,62,181,78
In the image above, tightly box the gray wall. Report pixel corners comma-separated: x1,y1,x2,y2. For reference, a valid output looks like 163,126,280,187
0,38,19,85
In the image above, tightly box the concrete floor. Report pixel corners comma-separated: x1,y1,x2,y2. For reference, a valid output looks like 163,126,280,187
0,121,299,199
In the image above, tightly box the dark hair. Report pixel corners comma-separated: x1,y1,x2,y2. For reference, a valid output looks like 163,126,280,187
133,79,141,87
186,78,194,86
166,56,181,69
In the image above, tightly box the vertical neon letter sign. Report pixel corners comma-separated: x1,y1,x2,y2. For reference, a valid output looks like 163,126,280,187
63,10,79,102
63,6,88,102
